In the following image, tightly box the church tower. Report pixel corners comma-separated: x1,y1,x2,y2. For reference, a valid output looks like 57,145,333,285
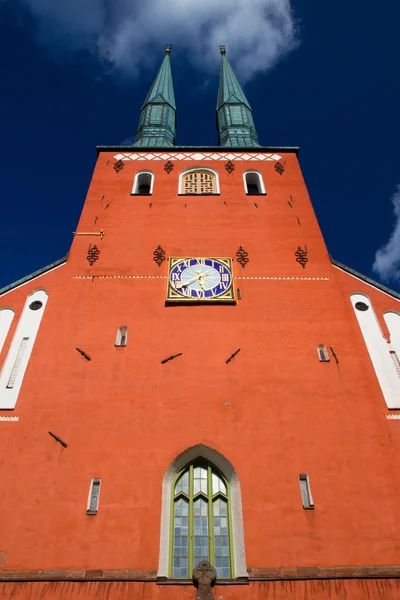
1,48,400,600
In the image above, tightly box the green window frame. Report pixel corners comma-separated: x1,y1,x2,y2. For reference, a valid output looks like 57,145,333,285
169,461,234,579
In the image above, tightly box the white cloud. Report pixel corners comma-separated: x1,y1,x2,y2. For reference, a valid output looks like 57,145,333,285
373,185,400,282
14,0,297,81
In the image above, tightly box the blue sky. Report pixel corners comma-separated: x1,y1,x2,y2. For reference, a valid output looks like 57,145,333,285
0,0,399,290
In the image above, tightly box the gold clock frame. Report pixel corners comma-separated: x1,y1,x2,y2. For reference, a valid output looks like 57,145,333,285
166,257,235,304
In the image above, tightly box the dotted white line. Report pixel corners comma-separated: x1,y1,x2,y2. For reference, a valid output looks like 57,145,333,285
0,416,19,422
386,414,400,419
73,275,329,281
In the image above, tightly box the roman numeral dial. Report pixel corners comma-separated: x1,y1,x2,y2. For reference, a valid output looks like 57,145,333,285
166,258,235,303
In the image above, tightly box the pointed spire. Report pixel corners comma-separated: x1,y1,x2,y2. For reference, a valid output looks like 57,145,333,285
133,46,176,147
217,47,260,147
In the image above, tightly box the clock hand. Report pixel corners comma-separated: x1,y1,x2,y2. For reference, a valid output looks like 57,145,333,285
176,276,200,288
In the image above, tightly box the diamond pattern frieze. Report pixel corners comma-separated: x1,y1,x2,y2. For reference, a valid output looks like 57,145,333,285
113,152,283,162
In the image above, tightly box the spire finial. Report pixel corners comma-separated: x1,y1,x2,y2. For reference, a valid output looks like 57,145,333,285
219,45,226,56
165,44,172,55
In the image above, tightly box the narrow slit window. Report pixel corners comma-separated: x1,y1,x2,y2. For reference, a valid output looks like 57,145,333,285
317,345,329,362
390,351,400,377
87,479,101,515
132,172,153,195
244,172,265,195
299,474,314,509
7,337,29,389
115,326,128,347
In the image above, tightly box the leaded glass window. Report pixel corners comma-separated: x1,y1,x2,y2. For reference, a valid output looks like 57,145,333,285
171,462,232,579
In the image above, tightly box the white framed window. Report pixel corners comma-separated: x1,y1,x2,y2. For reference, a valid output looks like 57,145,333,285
87,478,101,515
299,474,314,509
0,289,48,410
158,444,247,579
179,168,220,195
0,308,15,353
115,326,128,347
351,294,400,409
132,171,154,195
317,344,329,362
243,171,266,195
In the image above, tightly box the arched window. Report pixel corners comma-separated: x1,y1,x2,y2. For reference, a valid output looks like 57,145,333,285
351,294,400,409
171,461,231,579
0,289,48,410
115,326,128,347
317,345,329,362
243,171,265,195
181,170,218,195
132,172,154,195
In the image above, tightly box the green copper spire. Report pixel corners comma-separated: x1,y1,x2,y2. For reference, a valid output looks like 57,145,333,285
217,47,259,147
133,47,176,147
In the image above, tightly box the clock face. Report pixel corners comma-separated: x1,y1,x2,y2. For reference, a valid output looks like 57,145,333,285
166,258,235,303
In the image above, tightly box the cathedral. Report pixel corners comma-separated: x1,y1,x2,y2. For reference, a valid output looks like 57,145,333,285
1,47,400,600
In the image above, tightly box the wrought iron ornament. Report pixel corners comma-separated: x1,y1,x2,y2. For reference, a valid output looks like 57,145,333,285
153,245,166,267
295,246,308,268
113,159,124,172
164,160,174,174
193,560,217,600
236,246,249,268
274,161,285,175
225,160,235,174
86,245,100,266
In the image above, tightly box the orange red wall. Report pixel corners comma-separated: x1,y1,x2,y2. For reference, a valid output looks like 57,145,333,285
1,151,400,592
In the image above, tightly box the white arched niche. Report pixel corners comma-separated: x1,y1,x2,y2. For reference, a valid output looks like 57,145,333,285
243,171,266,195
0,289,48,410
0,308,15,354
351,293,400,409
158,444,247,579
131,171,154,195
178,167,220,195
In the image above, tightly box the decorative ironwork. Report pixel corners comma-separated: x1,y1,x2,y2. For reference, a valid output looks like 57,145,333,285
193,560,216,600
225,160,235,174
295,246,308,269
86,245,100,266
153,245,166,267
275,161,285,175
113,159,124,172
164,160,174,174
236,246,249,268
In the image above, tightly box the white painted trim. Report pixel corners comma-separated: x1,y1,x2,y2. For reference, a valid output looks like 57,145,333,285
242,170,266,194
158,444,247,578
333,264,400,302
178,167,220,194
0,262,65,298
0,289,48,409
0,416,19,421
0,308,15,353
350,293,400,409
131,171,154,195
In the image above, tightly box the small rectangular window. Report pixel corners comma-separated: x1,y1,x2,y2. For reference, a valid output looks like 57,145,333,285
299,474,314,509
7,337,29,389
317,345,329,362
87,479,101,515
